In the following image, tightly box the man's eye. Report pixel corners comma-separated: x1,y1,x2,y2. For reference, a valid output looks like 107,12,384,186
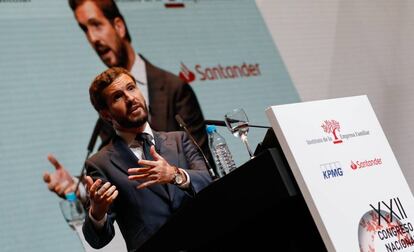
127,85,135,91
90,20,101,27
113,94,122,101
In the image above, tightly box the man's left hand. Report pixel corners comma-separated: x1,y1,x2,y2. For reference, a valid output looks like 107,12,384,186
128,145,177,189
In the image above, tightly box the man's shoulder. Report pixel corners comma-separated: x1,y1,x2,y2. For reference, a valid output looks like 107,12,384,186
156,130,186,138
87,142,114,164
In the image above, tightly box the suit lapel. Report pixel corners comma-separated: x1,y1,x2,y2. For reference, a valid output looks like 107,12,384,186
110,135,139,176
110,135,170,201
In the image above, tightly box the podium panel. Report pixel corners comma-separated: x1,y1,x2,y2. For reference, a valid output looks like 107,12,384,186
137,148,326,252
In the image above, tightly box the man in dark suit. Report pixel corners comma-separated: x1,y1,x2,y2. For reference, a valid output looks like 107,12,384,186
43,0,212,196
82,67,212,251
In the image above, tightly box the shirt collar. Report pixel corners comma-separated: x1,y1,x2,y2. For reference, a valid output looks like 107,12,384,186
130,54,147,86
115,122,154,147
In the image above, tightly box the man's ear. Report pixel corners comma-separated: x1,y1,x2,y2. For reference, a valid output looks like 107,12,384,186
113,17,126,40
99,110,112,124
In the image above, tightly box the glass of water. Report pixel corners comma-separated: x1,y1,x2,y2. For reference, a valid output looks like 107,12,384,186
224,108,255,159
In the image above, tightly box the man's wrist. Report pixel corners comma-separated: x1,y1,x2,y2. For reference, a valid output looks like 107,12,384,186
89,209,107,229
90,207,105,221
171,166,185,186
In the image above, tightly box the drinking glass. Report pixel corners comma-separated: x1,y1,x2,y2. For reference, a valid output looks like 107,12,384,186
224,108,255,159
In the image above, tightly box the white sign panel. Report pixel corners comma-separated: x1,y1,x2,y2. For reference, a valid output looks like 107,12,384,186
266,95,414,252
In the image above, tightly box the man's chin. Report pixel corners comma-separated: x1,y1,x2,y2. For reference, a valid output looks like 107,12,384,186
118,115,148,129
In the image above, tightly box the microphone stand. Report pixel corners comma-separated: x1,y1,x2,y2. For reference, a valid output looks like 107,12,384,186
175,115,217,179
74,118,102,195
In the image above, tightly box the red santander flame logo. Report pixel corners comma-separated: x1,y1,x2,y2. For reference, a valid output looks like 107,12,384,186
179,62,196,83
350,158,382,171
321,120,343,144
351,161,357,170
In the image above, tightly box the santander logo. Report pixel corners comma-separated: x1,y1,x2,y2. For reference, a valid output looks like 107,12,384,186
179,62,196,83
178,61,261,83
350,158,382,170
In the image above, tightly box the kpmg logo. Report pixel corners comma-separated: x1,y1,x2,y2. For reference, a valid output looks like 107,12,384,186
178,61,261,83
320,161,344,180
350,157,382,170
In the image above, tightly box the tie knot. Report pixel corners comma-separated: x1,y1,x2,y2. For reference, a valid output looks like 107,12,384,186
136,133,153,145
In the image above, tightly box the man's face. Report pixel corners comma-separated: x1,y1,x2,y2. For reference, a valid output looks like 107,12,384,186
101,73,148,129
74,1,128,68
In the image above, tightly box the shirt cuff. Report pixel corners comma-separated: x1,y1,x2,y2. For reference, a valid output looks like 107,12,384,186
89,209,107,229
178,168,191,189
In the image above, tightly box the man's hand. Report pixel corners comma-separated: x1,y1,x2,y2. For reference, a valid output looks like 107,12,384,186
43,154,76,198
128,145,178,189
85,176,118,221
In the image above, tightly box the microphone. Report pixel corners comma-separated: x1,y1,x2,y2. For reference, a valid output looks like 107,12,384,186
205,119,271,129
175,114,217,179
75,118,103,194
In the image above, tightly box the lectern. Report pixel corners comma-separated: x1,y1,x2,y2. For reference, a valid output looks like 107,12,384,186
137,131,326,252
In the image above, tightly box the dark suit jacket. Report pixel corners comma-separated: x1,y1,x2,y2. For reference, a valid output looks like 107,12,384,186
98,56,211,167
82,131,212,251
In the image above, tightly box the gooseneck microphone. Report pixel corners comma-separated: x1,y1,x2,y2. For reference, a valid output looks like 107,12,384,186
175,114,217,179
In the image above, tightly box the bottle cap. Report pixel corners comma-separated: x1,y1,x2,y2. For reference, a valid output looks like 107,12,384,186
65,192,77,202
206,125,217,134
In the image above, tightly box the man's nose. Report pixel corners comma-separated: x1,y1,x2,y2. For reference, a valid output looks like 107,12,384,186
125,92,134,103
87,30,99,44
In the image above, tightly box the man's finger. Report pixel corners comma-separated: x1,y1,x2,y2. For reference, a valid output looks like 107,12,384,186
149,145,163,161
56,180,69,195
47,154,62,170
97,182,111,197
90,179,102,192
85,176,94,189
104,185,117,197
107,190,118,203
128,174,150,181
128,167,152,174
136,175,158,189
137,181,154,189
63,184,76,195
43,172,51,183
136,159,157,167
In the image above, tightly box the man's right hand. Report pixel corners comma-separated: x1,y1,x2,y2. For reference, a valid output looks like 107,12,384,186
85,176,118,221
43,154,76,198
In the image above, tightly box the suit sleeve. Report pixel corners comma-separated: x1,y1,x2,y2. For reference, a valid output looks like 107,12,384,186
82,160,116,249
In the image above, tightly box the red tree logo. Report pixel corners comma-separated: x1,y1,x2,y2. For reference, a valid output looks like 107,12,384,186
179,62,196,83
321,120,343,144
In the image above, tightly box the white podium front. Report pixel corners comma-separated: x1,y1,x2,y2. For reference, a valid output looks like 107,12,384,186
266,95,414,252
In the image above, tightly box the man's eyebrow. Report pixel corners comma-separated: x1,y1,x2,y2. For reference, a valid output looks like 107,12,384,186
89,17,101,23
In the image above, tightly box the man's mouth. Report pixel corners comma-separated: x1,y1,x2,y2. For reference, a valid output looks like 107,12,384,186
129,104,142,115
96,45,110,57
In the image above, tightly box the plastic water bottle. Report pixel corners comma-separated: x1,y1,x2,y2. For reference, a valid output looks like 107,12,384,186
206,125,237,178
59,192,86,230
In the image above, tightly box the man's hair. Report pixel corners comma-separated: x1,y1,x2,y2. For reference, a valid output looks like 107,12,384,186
68,0,132,42
89,67,136,112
